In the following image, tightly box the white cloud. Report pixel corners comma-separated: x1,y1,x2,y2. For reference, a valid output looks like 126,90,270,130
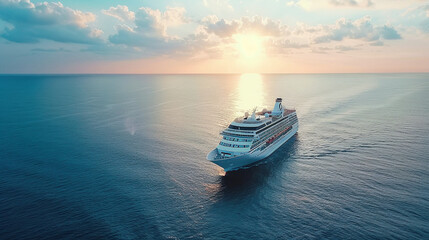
0,0,95,27
420,5,429,33
203,16,240,37
334,45,358,51
297,0,422,10
1,1,404,58
102,5,135,22
108,6,187,54
163,6,187,26
105,8,404,58
313,16,401,43
0,0,101,43
134,7,187,36
330,0,373,7
240,16,287,36
404,4,429,33
203,16,287,38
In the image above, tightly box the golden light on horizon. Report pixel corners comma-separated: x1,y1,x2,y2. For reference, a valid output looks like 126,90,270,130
235,73,265,114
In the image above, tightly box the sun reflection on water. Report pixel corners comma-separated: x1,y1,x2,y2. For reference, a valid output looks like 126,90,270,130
235,73,265,115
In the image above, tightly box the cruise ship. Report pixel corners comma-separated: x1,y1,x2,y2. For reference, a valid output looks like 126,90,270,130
207,98,298,172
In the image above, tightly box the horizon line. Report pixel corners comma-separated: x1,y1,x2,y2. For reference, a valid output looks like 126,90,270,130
1,72,428,75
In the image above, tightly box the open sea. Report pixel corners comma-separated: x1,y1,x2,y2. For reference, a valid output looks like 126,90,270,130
1,73,428,239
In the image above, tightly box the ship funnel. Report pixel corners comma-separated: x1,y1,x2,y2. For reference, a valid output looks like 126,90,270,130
272,98,284,116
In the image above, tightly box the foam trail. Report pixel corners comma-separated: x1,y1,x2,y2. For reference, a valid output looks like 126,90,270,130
125,117,136,135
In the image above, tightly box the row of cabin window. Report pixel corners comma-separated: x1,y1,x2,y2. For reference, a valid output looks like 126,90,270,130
259,121,290,139
251,118,297,146
228,124,265,131
253,122,292,146
223,136,252,142
220,142,250,148
256,116,289,134
223,133,254,138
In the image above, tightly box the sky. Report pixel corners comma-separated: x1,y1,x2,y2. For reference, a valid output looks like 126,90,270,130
0,0,428,73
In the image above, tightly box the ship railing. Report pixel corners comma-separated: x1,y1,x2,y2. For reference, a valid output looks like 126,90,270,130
220,130,255,137
213,151,246,160
223,128,255,134
214,154,233,160
250,125,294,153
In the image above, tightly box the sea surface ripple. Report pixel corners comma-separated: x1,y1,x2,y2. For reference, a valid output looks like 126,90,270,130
1,74,428,239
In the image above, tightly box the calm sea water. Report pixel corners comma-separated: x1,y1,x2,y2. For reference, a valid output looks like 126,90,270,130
1,74,428,239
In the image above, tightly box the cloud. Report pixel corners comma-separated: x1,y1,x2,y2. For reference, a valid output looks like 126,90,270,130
293,22,323,35
109,25,183,51
31,47,72,53
107,10,287,59
330,0,373,7
297,0,420,10
0,0,101,44
0,1,406,60
107,7,187,55
102,5,135,22
104,8,404,59
272,39,309,49
181,29,226,59
133,6,186,36
241,16,287,36
370,40,384,46
414,5,429,33
335,45,358,51
422,19,429,33
313,16,401,43
199,15,403,57
84,6,214,58
266,38,310,55
379,25,401,39
203,15,287,38
402,4,429,34
203,16,239,37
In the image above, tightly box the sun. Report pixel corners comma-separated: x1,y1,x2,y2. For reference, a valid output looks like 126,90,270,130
233,34,265,64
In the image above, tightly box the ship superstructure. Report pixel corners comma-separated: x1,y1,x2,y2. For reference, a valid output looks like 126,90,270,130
207,98,298,172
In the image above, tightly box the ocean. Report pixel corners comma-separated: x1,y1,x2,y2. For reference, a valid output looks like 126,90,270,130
1,73,428,239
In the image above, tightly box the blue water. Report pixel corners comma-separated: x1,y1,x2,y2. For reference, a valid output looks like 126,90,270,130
1,74,428,239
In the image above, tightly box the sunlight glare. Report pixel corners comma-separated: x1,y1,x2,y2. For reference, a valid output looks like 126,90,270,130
234,34,265,64
236,73,265,114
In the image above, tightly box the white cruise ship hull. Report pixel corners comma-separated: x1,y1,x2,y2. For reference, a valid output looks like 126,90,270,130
207,123,298,172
